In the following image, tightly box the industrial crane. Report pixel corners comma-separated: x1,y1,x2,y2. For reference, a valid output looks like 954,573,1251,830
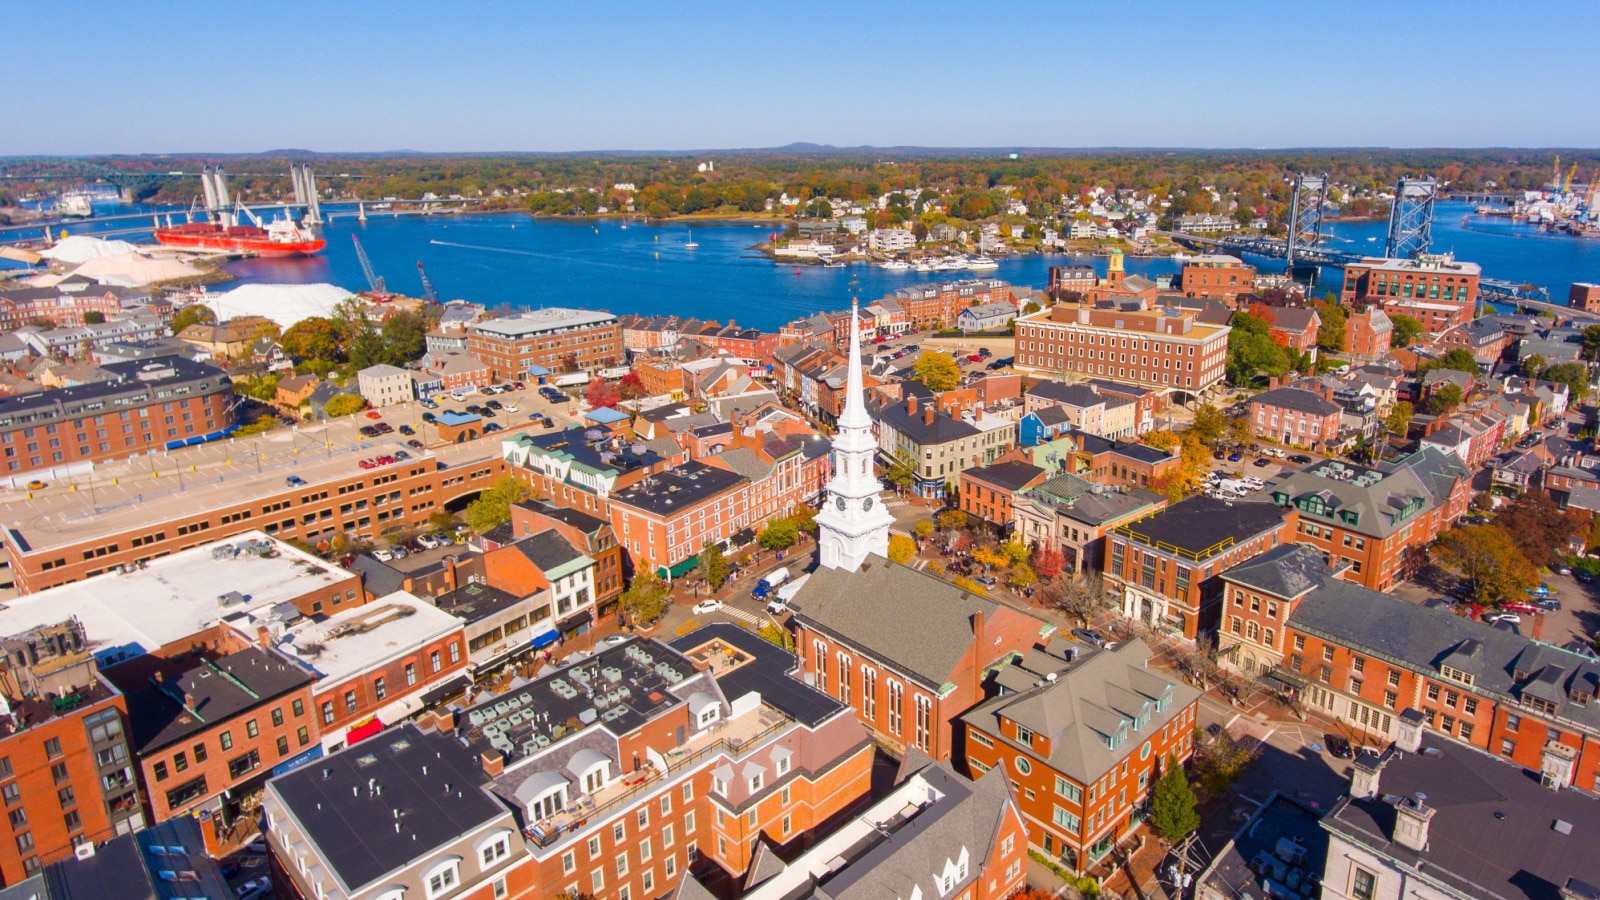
351,234,387,296
417,261,439,303
1564,163,1579,195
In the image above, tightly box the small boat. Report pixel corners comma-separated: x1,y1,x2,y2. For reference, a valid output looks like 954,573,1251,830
685,241,699,249
880,260,910,271
55,193,93,218
967,256,999,270
914,260,937,272
823,260,845,268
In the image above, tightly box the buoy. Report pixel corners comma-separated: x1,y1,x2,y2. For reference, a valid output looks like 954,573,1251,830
655,252,659,259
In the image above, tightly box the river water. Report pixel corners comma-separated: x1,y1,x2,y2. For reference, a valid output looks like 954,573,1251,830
29,199,1600,332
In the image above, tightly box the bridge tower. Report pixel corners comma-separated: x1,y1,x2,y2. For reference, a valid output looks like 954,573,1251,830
1383,177,1437,259
1284,173,1328,280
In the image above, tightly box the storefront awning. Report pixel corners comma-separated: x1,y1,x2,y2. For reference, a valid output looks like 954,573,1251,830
657,555,699,580
531,626,561,649
1266,669,1308,689
346,717,384,745
558,610,593,632
420,674,472,708
273,746,326,778
375,693,426,726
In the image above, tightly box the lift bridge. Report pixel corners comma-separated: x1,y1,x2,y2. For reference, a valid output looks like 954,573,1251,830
1180,174,1550,307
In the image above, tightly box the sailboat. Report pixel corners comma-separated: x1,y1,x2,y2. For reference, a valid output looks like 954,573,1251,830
685,230,699,249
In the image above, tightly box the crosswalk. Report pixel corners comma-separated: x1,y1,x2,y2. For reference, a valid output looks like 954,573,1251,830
716,605,766,627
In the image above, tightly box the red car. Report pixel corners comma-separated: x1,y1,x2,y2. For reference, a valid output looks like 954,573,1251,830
873,335,888,343
966,354,984,362
1501,602,1541,614
365,411,382,419
358,459,376,469
375,455,396,465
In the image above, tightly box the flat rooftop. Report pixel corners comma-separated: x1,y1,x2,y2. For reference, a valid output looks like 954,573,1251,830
116,646,314,754
1200,794,1327,900
470,308,616,338
609,460,746,516
433,582,526,625
248,592,461,688
1353,255,1482,276
269,725,506,895
1111,496,1286,561
0,532,352,668
668,623,844,728
457,636,696,766
0,426,503,555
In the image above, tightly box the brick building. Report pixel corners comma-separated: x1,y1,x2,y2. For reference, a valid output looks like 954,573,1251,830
0,286,126,330
249,592,470,751
1342,255,1480,331
0,356,234,481
1569,282,1600,313
1266,307,1321,352
962,639,1200,873
1108,497,1297,640
510,500,626,616
108,644,316,826
1264,450,1471,592
0,620,144,884
960,459,1047,529
4,442,507,595
467,309,623,381
1220,551,1600,788
883,280,1017,330
676,759,1029,900
873,395,1017,498
1013,299,1231,399
500,426,677,520
1049,264,1097,299
608,461,750,579
1248,386,1344,450
1180,255,1256,306
1343,307,1394,360
788,559,1054,761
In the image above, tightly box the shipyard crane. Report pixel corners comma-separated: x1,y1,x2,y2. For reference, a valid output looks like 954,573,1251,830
1564,163,1579,195
417,261,439,303
1554,155,1563,192
351,234,387,296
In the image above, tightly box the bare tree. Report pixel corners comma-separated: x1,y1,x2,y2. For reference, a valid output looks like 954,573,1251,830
1041,572,1104,627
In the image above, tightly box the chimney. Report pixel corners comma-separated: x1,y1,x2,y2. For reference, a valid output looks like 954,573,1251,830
431,710,456,734
1348,749,1386,799
1393,793,1436,852
924,404,936,426
1541,740,1579,789
1395,708,1425,752
480,751,504,778
906,395,918,416
444,556,459,592
256,626,273,650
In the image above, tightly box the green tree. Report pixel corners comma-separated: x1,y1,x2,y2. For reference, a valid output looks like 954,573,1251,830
323,394,366,417
235,374,280,402
1541,362,1592,404
620,570,672,627
1522,353,1547,381
379,308,433,364
1316,302,1347,352
1149,756,1201,843
912,352,962,391
1389,313,1423,348
698,539,728,590
171,305,215,334
888,533,917,564
1189,403,1227,447
1384,401,1414,440
1435,524,1538,604
1427,383,1463,415
1425,349,1480,375
758,517,799,550
282,317,344,362
1008,562,1037,590
463,476,530,534
886,449,919,492
1582,324,1600,363
82,310,105,325
1226,313,1290,384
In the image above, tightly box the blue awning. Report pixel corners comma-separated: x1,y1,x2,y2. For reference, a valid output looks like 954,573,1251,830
531,626,560,649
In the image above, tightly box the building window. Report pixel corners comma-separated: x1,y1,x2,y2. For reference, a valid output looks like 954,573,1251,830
1351,867,1377,900
424,859,460,900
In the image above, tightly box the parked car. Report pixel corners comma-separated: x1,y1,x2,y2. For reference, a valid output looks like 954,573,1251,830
1324,734,1354,759
359,425,378,437
486,400,503,409
407,439,424,450
393,450,410,460
484,423,503,433
285,475,306,487
1533,598,1562,611
1071,628,1109,648
1228,451,1242,462
365,411,382,419
692,599,724,615
358,459,376,470
603,634,629,645
421,412,436,423
372,549,394,562
1254,457,1273,467
1577,569,1596,584
237,878,271,900
374,423,393,434
1488,612,1522,624
1502,602,1541,614
1288,454,1313,464
399,424,415,435
390,546,408,559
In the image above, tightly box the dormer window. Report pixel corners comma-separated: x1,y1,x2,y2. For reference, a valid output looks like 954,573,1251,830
1015,725,1035,746
423,857,462,900
1571,690,1591,706
1439,665,1475,687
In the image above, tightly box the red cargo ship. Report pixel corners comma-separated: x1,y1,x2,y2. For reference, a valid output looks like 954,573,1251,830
153,219,325,257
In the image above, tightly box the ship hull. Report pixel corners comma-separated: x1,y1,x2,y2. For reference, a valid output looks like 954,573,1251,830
153,229,325,257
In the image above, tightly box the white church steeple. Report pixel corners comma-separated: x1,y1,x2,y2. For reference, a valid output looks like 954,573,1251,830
815,301,893,571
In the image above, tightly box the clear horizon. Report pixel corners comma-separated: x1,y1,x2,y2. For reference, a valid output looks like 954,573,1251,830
5,0,1598,155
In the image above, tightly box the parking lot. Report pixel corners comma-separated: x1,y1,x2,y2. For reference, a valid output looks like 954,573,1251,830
1390,565,1600,648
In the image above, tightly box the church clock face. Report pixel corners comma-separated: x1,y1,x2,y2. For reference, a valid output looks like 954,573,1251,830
836,496,847,512
863,497,874,511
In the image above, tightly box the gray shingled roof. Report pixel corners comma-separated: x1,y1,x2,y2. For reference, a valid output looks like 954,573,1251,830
1251,386,1341,417
1267,454,1461,540
1288,581,1600,733
1323,735,1600,900
1220,544,1331,599
962,640,1200,784
790,558,1041,688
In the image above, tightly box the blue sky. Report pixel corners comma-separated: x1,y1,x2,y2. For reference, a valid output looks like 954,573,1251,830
6,0,1598,154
